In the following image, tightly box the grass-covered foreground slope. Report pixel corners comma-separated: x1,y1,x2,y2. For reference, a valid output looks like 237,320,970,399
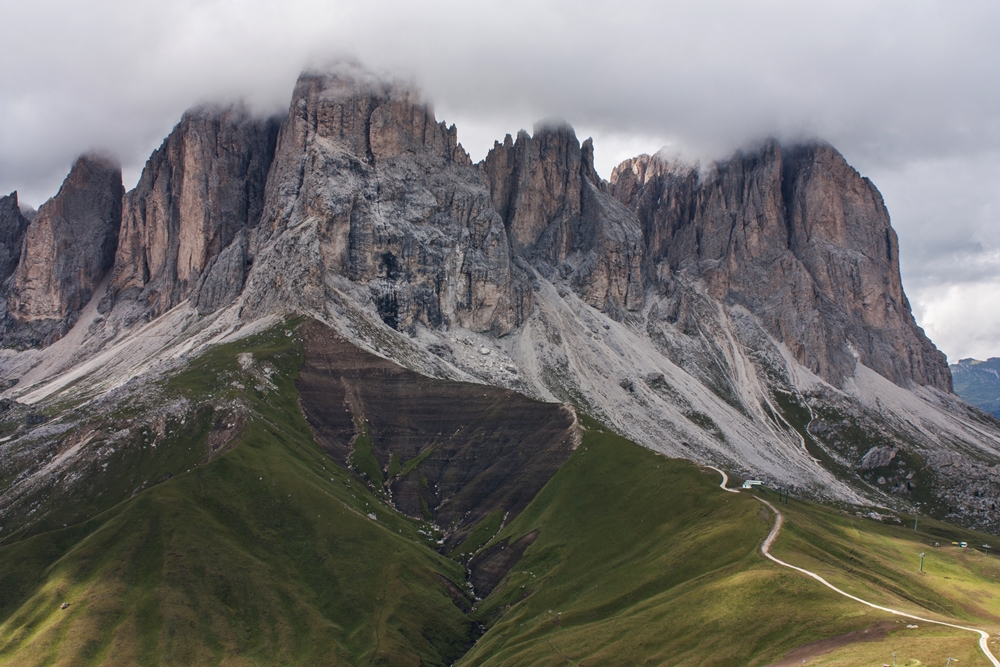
0,324,474,666
461,419,1000,665
1,318,999,665
765,500,1000,665
458,418,882,666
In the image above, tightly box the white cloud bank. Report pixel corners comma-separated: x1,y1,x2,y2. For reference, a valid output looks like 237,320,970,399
914,281,1000,362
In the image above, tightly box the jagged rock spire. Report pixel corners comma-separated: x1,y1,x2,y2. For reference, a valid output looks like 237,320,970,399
3,155,122,347
108,104,280,318
481,123,644,317
610,141,951,391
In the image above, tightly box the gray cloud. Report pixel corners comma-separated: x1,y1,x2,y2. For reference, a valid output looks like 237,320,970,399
3,0,999,359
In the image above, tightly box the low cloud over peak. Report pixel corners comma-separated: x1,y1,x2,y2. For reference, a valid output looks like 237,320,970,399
3,0,999,359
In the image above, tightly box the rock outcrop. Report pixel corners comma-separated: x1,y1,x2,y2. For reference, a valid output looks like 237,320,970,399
250,66,530,334
610,141,951,391
0,192,29,285
481,125,644,317
0,67,950,397
108,105,279,317
3,155,123,346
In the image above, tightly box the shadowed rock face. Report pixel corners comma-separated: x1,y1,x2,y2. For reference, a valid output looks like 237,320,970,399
0,192,29,286
481,125,644,318
251,68,532,335
109,105,279,317
0,67,949,398
3,155,123,347
294,320,579,550
610,141,951,391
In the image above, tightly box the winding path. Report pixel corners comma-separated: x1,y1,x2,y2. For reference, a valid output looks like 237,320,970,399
767,390,821,465
706,466,1000,666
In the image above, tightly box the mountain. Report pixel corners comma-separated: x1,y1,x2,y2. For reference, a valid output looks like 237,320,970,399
610,143,950,391
2,63,998,525
950,357,1000,418
1,61,999,664
2,155,123,348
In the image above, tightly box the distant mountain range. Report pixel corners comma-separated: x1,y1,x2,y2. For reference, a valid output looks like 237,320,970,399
951,357,1000,418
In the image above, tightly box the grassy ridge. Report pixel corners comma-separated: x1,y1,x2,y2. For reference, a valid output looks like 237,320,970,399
2,320,1000,665
0,324,473,666
460,417,890,666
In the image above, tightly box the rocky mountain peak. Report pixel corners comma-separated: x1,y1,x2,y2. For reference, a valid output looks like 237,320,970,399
281,69,469,171
249,67,528,335
482,122,584,257
3,154,123,346
108,103,279,319
480,123,644,316
611,140,951,391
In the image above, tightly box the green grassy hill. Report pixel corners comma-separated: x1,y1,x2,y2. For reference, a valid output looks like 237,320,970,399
458,418,1000,666
0,319,998,665
0,323,474,666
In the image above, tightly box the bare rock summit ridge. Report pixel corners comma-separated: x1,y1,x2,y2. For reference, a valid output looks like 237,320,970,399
0,65,951,399
610,141,950,391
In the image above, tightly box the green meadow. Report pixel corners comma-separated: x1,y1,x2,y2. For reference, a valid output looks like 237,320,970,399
0,320,997,665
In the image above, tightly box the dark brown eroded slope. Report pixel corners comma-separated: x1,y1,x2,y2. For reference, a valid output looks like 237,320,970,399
295,320,579,550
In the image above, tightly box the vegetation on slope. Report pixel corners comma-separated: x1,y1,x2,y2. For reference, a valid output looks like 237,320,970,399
775,501,1000,625
461,416,1000,666
0,324,473,666
462,417,889,666
1,319,999,666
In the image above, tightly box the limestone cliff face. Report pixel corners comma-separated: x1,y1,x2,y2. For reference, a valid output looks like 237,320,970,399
109,105,279,317
0,68,948,396
252,68,530,334
4,155,123,346
0,192,29,286
481,125,643,317
611,141,951,391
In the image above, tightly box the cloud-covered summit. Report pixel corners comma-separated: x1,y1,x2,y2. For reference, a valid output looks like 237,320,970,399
3,0,999,359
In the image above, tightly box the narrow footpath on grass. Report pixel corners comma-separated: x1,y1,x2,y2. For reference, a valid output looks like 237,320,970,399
705,466,1000,667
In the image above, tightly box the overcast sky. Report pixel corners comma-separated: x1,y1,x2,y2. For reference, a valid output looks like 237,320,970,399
2,0,998,361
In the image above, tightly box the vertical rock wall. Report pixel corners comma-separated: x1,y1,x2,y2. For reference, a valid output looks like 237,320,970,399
0,192,29,286
3,155,123,346
610,141,951,391
109,105,279,317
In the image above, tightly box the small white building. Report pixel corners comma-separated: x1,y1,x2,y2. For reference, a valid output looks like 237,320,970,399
742,480,764,489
